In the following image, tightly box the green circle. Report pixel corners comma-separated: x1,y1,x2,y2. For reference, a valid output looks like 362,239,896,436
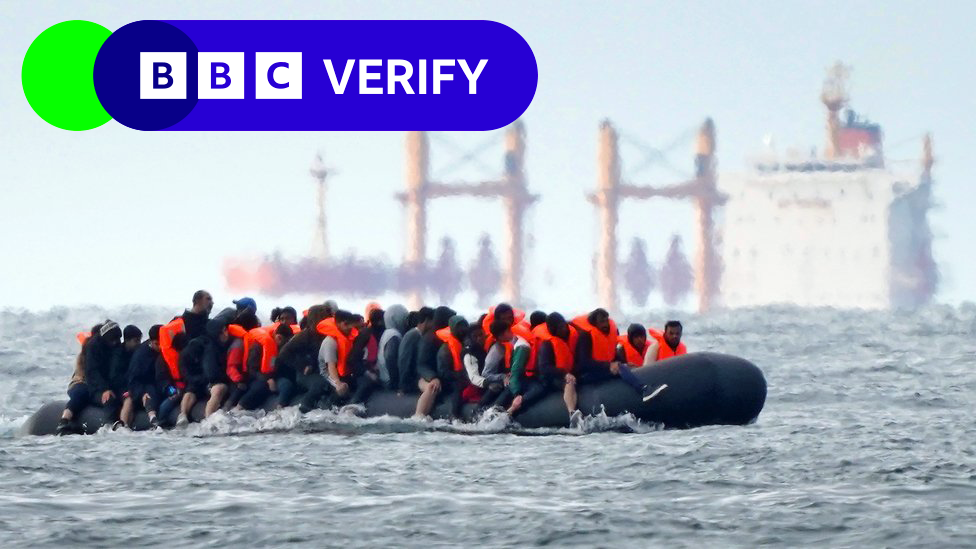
22,20,113,131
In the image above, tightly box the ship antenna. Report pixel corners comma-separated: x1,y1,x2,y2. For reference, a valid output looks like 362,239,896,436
821,61,851,160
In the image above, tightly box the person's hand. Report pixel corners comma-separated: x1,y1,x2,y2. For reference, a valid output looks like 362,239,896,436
609,362,621,375
101,390,114,404
503,375,511,387
336,380,349,395
507,395,524,414
303,366,312,376
267,378,277,392
565,373,576,384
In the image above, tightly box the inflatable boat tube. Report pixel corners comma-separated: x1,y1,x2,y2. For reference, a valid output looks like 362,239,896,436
21,352,766,435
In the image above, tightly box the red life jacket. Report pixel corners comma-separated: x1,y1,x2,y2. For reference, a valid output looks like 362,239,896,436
226,324,249,382
316,318,359,377
481,306,526,351
246,328,279,376
532,324,577,374
159,318,186,388
649,329,687,360
435,327,464,372
617,335,649,365
76,332,91,346
571,315,618,362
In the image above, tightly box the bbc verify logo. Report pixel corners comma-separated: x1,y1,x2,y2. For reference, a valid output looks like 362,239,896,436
141,52,301,99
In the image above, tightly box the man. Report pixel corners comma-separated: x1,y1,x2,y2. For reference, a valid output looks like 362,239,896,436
617,323,650,366
460,325,499,409
396,306,434,395
84,320,125,423
533,313,580,422
529,310,547,329
377,304,408,391
199,307,239,416
573,308,656,401
316,309,361,406
111,325,142,399
434,315,471,418
159,290,214,392
486,320,535,415
120,325,163,429
275,305,333,413
224,310,260,409
413,306,456,419
644,321,687,364
238,322,296,411
233,296,257,315
56,323,101,435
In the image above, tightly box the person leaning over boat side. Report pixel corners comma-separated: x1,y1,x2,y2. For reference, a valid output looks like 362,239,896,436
532,312,581,422
396,306,434,395
377,304,408,391
120,324,163,429
159,290,214,393
413,306,456,419
573,308,656,401
55,324,101,435
617,323,650,366
238,322,297,412
434,315,471,418
275,305,332,413
83,320,125,423
316,309,360,406
644,321,687,364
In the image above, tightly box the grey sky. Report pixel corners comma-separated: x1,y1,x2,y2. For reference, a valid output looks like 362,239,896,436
1,1,971,314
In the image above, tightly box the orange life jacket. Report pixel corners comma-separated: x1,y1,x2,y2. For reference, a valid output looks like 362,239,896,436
617,335,649,365
76,332,91,346
316,318,359,377
649,329,687,360
532,324,577,374
434,327,464,372
571,315,618,362
246,327,279,375
481,306,526,351
159,318,186,388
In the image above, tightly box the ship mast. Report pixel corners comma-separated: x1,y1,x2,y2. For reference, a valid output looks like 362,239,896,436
310,152,331,260
821,62,851,160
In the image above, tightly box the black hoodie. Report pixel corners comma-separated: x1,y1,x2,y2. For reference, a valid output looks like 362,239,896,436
202,307,236,384
416,306,456,382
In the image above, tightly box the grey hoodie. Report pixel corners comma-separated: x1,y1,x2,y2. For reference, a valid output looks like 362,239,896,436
377,304,408,389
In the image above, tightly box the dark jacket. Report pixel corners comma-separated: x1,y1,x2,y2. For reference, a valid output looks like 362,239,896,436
126,341,159,391
109,346,135,394
276,305,329,378
202,307,236,384
396,328,423,391
416,331,444,382
181,309,209,340
573,330,613,378
536,340,573,381
179,337,208,391
84,335,120,395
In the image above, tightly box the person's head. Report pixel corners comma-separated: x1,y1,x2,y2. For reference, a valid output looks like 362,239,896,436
406,310,419,330
546,312,569,340
192,290,214,314
432,306,456,331
274,322,294,347
415,306,435,333
351,314,366,330
99,320,122,347
448,315,469,340
384,304,409,334
365,301,382,321
368,308,385,330
234,310,260,331
278,306,298,326
627,323,647,350
467,325,486,349
233,296,257,314
323,300,339,318
305,305,330,332
529,310,547,328
493,303,515,327
663,320,683,349
148,324,162,351
122,325,143,351
489,319,513,343
334,310,355,336
587,308,611,334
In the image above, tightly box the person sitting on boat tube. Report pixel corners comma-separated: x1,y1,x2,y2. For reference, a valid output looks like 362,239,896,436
316,309,362,407
55,323,102,435
645,321,687,364
335,313,381,408
395,306,434,396
434,315,472,418
484,319,534,415
237,322,296,413
119,324,163,430
83,320,125,423
573,309,657,401
532,312,581,424
275,304,332,413
413,306,456,419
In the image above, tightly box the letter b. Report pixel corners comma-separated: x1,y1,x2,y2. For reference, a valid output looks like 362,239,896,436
198,52,244,99
140,52,186,99
153,63,173,89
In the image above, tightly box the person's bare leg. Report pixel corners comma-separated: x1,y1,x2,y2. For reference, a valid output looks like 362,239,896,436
61,409,73,421
143,394,158,423
206,384,228,417
181,392,197,417
414,379,440,418
506,394,524,415
120,396,135,427
564,382,577,414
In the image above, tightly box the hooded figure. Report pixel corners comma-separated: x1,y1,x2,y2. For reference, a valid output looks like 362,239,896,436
377,304,408,390
416,306,457,383
202,307,237,384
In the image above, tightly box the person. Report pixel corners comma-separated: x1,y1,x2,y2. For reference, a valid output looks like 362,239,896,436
434,315,470,418
316,309,361,406
271,306,298,328
396,306,434,395
84,321,125,424
413,306,456,418
480,303,525,350
377,304,408,391
156,332,189,425
110,325,143,404
533,313,580,421
364,306,385,371
120,325,163,429
159,290,214,392
617,323,650,366
644,321,687,364
572,308,656,401
529,310,547,329
275,305,333,413
198,307,238,417
460,325,499,409
224,310,260,409
56,324,101,435
233,296,257,315
485,320,534,415
238,323,296,411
